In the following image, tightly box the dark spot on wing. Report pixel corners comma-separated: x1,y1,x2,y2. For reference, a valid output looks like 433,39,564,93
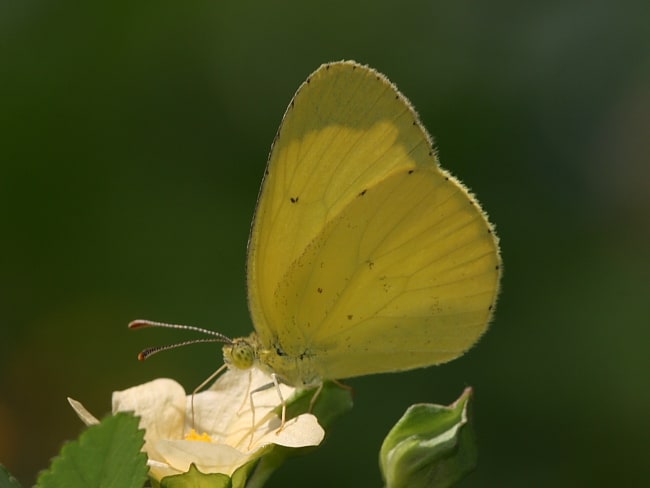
358,188,367,196
317,287,323,294
290,196,299,203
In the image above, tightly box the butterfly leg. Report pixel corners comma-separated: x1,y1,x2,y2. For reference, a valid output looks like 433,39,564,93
235,369,254,416
272,373,286,432
191,363,228,428
309,380,352,412
333,379,353,393
247,373,286,447
308,382,324,413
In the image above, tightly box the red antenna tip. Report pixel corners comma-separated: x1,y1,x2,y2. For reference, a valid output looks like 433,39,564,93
128,320,149,329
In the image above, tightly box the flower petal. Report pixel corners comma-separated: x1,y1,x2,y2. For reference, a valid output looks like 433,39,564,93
146,459,181,481
250,413,325,450
191,368,320,451
154,438,249,477
103,370,325,481
112,378,186,442
67,397,100,426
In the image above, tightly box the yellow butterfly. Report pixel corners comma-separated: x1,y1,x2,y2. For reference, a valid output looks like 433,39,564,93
132,60,501,412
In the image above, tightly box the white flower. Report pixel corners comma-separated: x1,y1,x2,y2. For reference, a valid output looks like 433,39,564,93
68,368,324,481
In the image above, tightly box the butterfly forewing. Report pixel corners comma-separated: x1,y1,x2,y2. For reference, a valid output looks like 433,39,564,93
247,61,501,382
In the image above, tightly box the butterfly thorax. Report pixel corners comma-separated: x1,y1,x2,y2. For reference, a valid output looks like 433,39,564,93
258,340,323,388
222,333,322,388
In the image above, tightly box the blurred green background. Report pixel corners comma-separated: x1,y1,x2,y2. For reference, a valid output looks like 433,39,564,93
2,1,649,486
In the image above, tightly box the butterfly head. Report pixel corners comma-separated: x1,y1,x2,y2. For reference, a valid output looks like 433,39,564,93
223,334,259,370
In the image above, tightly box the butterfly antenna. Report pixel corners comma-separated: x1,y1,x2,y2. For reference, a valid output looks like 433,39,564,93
129,319,234,361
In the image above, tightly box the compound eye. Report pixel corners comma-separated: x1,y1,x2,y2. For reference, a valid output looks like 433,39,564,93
225,340,255,370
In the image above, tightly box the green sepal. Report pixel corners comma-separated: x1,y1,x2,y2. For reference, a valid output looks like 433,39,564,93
379,387,476,488
160,464,233,488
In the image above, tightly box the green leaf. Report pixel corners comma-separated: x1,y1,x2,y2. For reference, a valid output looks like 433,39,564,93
379,387,476,488
0,464,23,488
37,412,148,488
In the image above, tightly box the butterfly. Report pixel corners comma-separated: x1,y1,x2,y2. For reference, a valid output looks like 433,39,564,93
131,60,501,422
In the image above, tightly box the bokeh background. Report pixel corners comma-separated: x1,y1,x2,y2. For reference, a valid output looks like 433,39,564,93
2,1,649,486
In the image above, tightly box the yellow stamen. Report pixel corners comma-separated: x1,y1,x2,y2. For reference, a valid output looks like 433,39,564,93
184,428,212,442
